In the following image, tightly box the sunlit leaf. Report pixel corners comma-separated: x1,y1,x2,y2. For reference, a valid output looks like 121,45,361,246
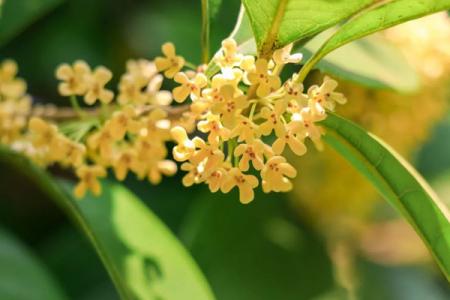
241,0,372,57
300,0,450,80
0,147,215,300
321,113,450,280
0,0,65,47
0,227,68,300
220,7,419,92
299,30,420,92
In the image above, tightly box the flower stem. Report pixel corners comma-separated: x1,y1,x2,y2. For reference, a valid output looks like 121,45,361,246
70,95,85,119
201,0,210,64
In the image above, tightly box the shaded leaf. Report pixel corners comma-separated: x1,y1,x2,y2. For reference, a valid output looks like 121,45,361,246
0,147,215,300
0,227,68,300
321,113,450,280
0,0,65,47
180,190,334,300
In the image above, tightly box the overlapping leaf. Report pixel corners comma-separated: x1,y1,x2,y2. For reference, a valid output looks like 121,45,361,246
321,113,450,280
0,147,215,300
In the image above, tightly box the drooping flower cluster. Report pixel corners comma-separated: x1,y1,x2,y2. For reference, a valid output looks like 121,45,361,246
0,38,346,203
166,39,346,203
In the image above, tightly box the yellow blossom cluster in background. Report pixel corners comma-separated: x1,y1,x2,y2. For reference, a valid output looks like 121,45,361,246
0,39,348,203
290,12,450,233
0,60,31,144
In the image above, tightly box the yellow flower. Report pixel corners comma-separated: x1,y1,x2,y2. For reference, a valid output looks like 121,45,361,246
146,74,173,105
214,38,243,69
307,76,346,115
197,113,230,145
272,122,307,156
112,149,137,181
283,79,308,105
261,156,297,193
291,108,325,150
28,117,59,148
221,167,259,204
146,160,177,184
257,101,287,137
234,139,266,171
87,127,114,162
205,163,231,193
0,60,26,99
190,137,225,171
230,115,259,143
155,42,185,78
180,161,205,187
84,66,114,105
272,44,303,66
74,165,107,198
247,59,281,97
211,85,248,128
126,59,158,85
0,60,18,82
117,74,146,105
134,137,167,163
105,106,137,140
171,126,195,161
58,138,86,167
56,60,90,96
173,72,207,103
140,108,171,140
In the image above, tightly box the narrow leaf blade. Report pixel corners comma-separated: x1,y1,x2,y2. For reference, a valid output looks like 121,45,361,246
306,0,450,71
321,113,450,280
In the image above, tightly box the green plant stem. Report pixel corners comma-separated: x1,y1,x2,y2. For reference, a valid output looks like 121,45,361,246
201,0,210,64
248,102,258,120
69,95,85,119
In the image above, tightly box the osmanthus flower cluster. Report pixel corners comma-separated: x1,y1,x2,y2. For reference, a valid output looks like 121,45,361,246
0,38,347,203
167,39,346,203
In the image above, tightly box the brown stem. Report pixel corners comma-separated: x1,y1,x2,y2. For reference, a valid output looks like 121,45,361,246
28,104,190,121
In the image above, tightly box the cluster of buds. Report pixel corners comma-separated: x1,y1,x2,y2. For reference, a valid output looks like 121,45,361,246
0,38,347,203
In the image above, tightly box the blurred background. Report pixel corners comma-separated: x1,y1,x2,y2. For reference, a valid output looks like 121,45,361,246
0,0,449,299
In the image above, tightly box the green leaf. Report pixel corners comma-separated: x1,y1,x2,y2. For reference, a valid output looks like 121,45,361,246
0,0,65,47
299,0,450,81
299,30,420,92
0,227,68,300
180,190,334,300
321,113,450,280
0,147,215,300
241,0,372,57
218,7,419,92
208,0,222,20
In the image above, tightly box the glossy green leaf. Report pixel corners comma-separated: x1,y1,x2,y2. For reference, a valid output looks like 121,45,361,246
0,147,215,300
180,190,334,300
299,0,450,81
0,0,65,47
0,227,68,300
220,7,419,92
321,113,450,280
299,30,419,92
241,0,372,57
